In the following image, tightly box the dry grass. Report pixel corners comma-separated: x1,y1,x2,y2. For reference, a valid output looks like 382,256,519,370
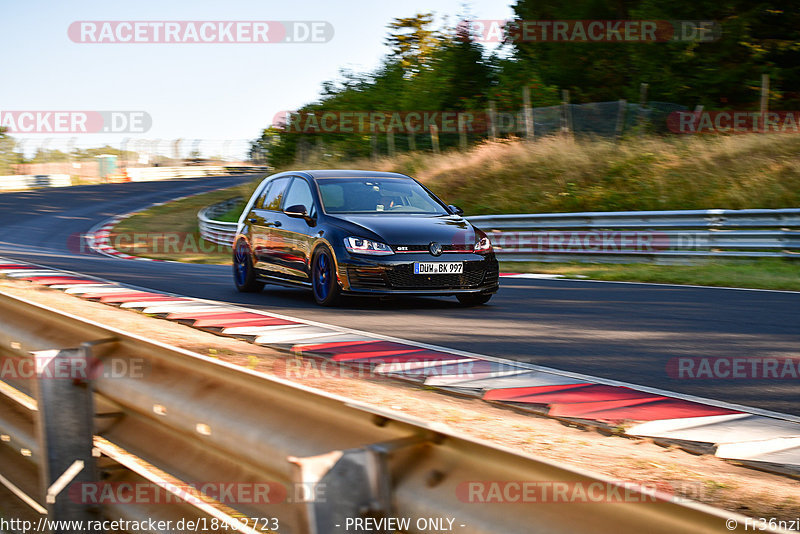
281,134,800,214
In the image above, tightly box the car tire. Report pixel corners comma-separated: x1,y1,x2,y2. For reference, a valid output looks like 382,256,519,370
457,293,493,306
312,247,342,306
233,239,264,293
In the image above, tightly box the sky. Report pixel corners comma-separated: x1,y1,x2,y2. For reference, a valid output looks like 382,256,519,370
0,0,515,158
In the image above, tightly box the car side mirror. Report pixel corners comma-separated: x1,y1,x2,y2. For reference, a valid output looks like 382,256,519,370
448,204,464,215
284,204,309,218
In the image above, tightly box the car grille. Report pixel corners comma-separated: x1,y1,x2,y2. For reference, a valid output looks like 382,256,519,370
386,263,486,289
394,244,474,254
348,267,388,289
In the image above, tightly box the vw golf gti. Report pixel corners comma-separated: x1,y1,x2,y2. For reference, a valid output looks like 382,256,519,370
232,170,499,306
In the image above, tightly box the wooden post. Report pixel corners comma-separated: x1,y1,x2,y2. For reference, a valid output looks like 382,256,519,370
407,133,416,151
487,101,497,141
615,99,627,141
371,133,378,160
760,74,769,133
458,114,467,150
560,89,571,136
387,130,395,157
690,104,704,134
523,87,534,140
638,82,649,134
430,124,440,154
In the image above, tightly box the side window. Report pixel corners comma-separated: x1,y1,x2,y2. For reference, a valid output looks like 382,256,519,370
261,177,291,211
255,181,273,208
283,178,316,216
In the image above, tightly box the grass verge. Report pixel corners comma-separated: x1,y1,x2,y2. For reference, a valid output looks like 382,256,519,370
272,134,800,215
502,259,800,291
110,185,249,264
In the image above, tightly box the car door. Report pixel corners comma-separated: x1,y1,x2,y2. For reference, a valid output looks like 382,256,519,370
251,176,291,276
243,179,272,266
274,176,318,282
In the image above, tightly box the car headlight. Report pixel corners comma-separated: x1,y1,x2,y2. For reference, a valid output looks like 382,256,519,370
474,229,493,253
344,237,394,255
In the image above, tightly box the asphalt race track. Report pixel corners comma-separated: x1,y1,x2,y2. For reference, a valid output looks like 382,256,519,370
1,177,798,415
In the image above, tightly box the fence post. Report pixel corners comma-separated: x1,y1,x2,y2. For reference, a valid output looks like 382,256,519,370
387,130,395,157
172,138,182,162
560,89,572,136
638,82,649,135
487,101,497,142
615,99,627,141
429,124,440,154
523,87,534,140
458,114,467,150
120,137,129,170
33,348,99,525
760,74,769,133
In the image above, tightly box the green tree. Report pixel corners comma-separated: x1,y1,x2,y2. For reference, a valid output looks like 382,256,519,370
510,0,800,108
385,13,438,75
0,128,20,175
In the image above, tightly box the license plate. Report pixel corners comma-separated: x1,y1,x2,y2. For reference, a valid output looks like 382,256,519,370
414,262,463,274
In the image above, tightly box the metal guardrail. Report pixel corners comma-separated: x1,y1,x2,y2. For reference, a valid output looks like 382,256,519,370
0,291,776,533
469,209,800,262
0,174,71,191
198,200,800,263
198,197,243,247
127,166,269,182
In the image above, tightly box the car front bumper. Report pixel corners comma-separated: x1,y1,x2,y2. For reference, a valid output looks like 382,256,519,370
337,252,499,296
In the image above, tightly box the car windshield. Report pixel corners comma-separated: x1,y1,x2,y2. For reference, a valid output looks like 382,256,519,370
317,177,450,215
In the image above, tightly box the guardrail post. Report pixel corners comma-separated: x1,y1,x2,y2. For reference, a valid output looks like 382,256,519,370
33,348,99,527
289,435,428,534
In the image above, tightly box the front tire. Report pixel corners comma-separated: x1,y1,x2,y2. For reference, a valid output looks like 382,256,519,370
233,239,264,293
312,247,341,306
457,293,493,306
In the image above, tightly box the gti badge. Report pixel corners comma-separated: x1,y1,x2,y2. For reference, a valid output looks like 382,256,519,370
429,241,443,256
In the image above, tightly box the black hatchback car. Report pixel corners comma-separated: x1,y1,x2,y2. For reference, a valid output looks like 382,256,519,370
232,170,499,306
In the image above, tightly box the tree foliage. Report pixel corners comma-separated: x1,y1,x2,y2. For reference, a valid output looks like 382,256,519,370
0,128,21,175
258,2,800,167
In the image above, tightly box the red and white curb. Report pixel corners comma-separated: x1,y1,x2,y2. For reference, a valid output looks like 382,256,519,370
84,194,205,262
1,257,798,476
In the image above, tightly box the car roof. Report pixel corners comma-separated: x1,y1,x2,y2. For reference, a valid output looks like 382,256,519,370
292,169,412,179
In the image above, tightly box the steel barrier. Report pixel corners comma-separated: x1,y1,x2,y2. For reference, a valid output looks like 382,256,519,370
0,291,777,533
198,197,243,247
198,200,800,263
127,166,269,182
0,174,71,191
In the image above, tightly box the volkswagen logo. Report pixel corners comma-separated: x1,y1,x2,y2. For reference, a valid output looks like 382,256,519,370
429,241,443,256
